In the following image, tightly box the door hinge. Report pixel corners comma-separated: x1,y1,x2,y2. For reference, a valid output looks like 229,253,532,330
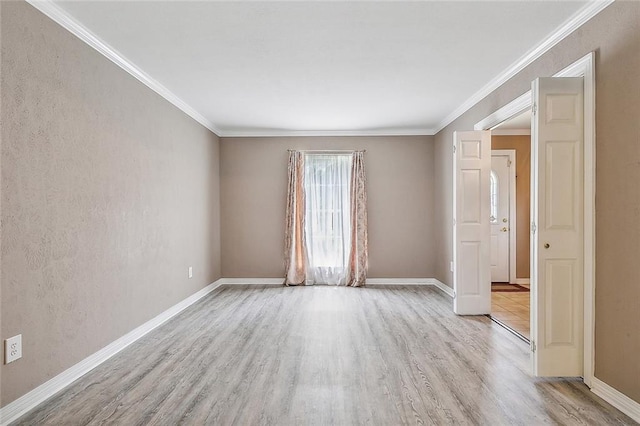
532,103,537,116
453,218,457,226
453,144,457,153
508,159,512,167
531,340,536,353
531,222,537,234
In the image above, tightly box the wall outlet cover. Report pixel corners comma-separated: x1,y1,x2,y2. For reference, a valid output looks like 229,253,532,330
5,334,22,364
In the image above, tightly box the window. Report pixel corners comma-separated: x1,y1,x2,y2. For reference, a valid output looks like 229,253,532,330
490,170,498,223
304,154,353,284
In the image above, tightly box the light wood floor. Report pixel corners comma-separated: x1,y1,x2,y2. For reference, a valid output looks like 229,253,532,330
491,287,530,339
15,285,635,425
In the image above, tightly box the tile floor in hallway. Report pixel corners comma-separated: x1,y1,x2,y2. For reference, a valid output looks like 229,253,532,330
491,285,530,340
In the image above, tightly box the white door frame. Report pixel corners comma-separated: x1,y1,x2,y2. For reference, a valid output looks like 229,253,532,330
491,149,517,284
474,52,595,387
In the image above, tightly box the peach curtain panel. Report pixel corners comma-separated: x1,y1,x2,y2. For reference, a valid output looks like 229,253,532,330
284,150,368,286
284,151,307,285
346,151,368,287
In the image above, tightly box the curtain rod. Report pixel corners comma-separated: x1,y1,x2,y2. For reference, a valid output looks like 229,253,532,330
287,149,366,153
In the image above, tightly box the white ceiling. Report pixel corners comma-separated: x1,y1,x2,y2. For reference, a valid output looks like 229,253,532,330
52,1,593,136
495,110,532,130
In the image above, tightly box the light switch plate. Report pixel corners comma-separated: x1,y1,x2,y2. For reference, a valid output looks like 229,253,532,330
5,334,22,364
188,266,193,279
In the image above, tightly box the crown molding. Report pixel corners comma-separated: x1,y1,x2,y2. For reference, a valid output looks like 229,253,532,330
434,0,614,135
219,128,436,138
25,0,223,136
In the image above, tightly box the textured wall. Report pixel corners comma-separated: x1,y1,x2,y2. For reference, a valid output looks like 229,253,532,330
1,2,221,406
220,136,435,279
0,0,3,408
433,1,640,402
491,135,531,279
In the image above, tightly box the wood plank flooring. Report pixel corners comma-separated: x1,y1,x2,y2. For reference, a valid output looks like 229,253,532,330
14,285,636,425
491,286,530,340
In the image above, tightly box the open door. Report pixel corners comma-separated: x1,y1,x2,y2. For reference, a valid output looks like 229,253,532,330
453,130,491,315
531,77,584,376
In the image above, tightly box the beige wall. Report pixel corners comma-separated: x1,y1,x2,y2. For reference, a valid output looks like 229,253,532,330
220,136,435,278
0,0,3,407
492,135,531,279
434,1,640,402
1,2,221,406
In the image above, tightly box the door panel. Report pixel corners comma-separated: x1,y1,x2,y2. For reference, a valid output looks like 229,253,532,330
453,131,491,315
460,241,481,296
461,170,481,223
546,142,578,229
545,260,575,345
532,77,584,377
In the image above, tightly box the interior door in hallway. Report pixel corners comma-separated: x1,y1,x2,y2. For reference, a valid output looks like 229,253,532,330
453,130,491,315
531,77,584,377
490,150,514,283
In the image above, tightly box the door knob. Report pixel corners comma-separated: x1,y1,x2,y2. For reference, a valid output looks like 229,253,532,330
501,227,508,232
544,243,550,249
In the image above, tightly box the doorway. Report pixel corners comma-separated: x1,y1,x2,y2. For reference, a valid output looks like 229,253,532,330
489,113,531,340
455,51,596,381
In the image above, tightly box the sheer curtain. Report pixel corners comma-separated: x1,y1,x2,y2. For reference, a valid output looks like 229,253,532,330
304,154,352,285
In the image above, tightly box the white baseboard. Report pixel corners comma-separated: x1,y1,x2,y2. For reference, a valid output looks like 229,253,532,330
217,277,455,298
365,278,431,286
591,377,640,423
429,278,455,297
515,278,530,285
217,278,284,285
0,279,224,426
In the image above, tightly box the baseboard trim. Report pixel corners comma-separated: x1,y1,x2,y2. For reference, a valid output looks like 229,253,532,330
430,278,455,298
0,279,224,425
216,277,455,298
515,278,530,285
365,278,431,286
591,377,640,423
217,278,284,285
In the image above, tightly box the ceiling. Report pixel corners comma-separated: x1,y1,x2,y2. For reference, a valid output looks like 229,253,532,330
51,1,595,136
494,110,531,131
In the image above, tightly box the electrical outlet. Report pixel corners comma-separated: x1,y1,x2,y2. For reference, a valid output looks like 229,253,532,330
188,266,193,279
5,334,22,364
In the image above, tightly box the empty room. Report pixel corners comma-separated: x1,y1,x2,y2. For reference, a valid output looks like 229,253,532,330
1,0,639,424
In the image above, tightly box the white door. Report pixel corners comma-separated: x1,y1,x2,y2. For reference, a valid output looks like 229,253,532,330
531,77,584,376
453,131,491,315
490,151,514,283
